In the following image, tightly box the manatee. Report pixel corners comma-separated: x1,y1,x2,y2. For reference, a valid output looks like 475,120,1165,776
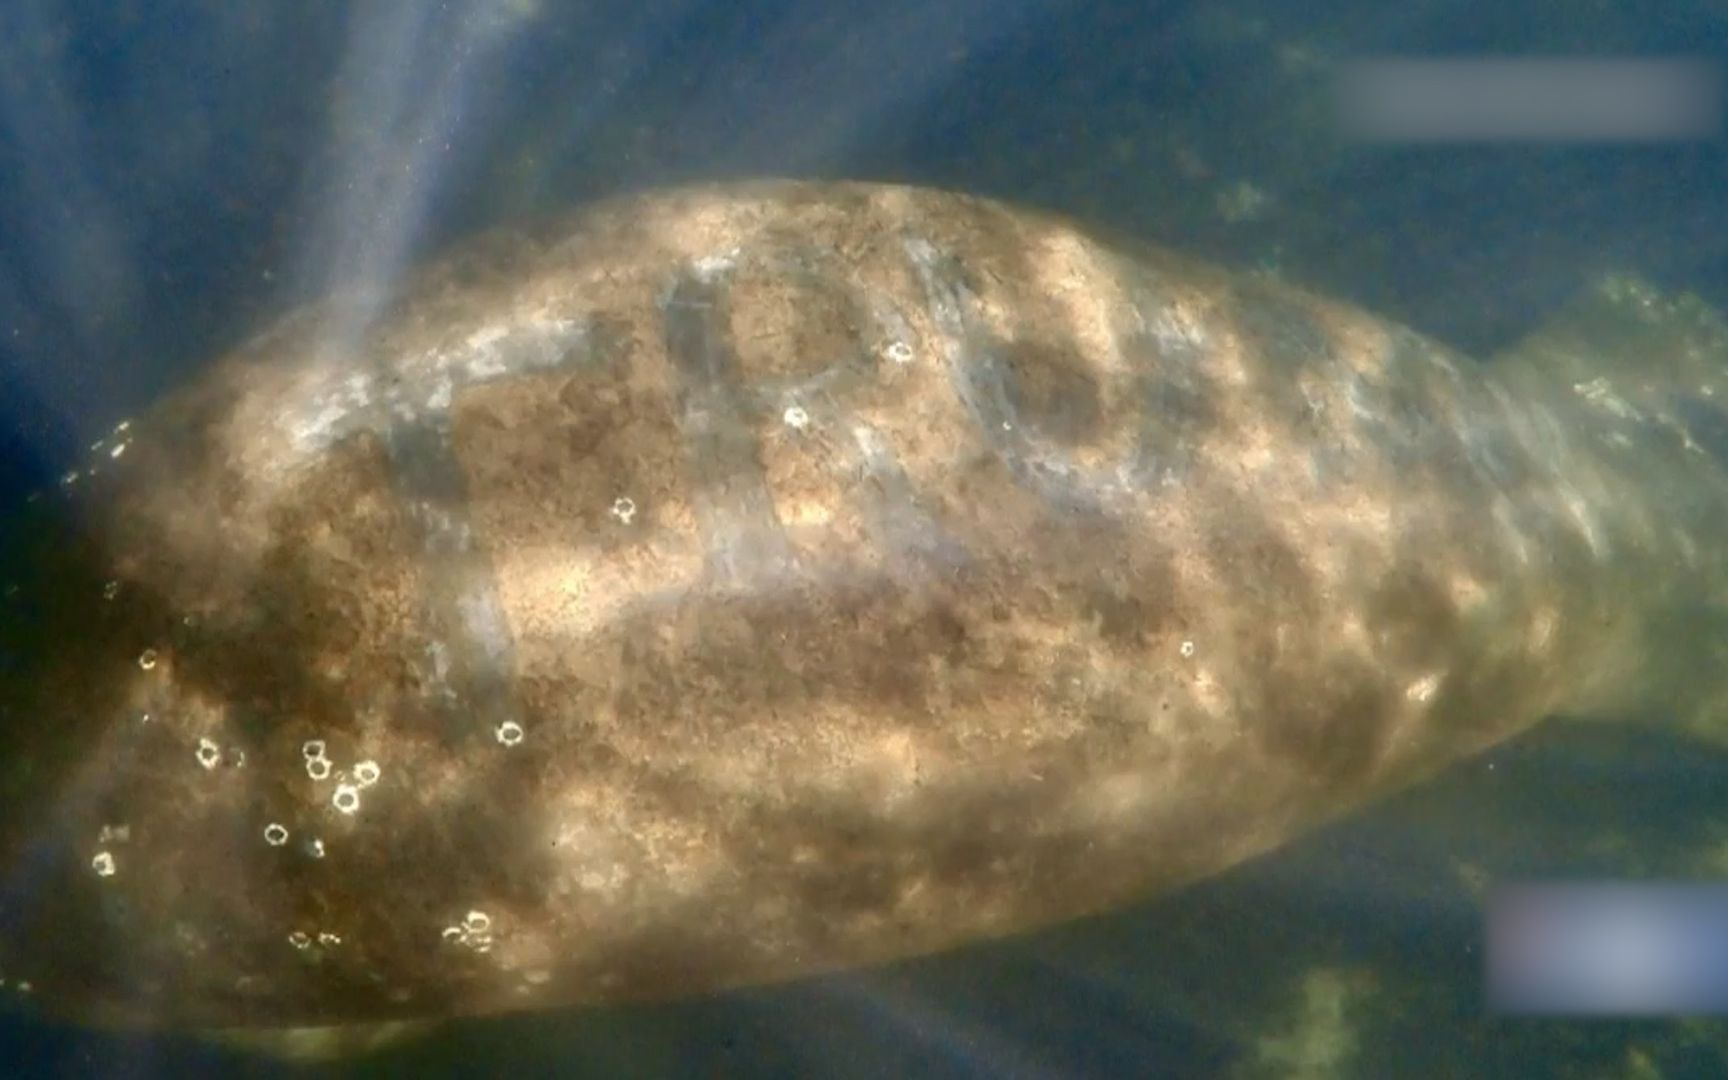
2,179,1726,1040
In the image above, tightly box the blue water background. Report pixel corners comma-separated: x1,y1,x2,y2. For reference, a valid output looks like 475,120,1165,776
1,1,1727,1076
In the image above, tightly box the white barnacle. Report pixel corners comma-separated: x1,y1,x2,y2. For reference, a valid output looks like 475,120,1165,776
306,757,332,781
306,838,326,859
301,739,326,761
353,760,381,788
263,823,289,847
1179,640,1196,659
610,495,637,525
441,926,464,944
495,720,525,747
137,648,159,671
332,783,361,815
1405,672,1443,704
109,441,128,460
692,249,738,280
463,910,492,934
782,404,810,430
195,738,221,770
317,931,342,947
91,851,116,877
884,340,914,365
288,931,311,950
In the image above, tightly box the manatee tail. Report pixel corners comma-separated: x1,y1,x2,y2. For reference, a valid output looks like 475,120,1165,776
1490,274,1728,741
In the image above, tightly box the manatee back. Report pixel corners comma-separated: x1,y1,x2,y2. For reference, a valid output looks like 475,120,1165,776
0,181,1695,1029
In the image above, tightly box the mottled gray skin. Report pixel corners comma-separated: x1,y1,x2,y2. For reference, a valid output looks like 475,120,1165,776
2,181,1727,1034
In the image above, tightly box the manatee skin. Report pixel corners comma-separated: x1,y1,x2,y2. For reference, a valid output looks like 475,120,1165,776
0,180,1723,1032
